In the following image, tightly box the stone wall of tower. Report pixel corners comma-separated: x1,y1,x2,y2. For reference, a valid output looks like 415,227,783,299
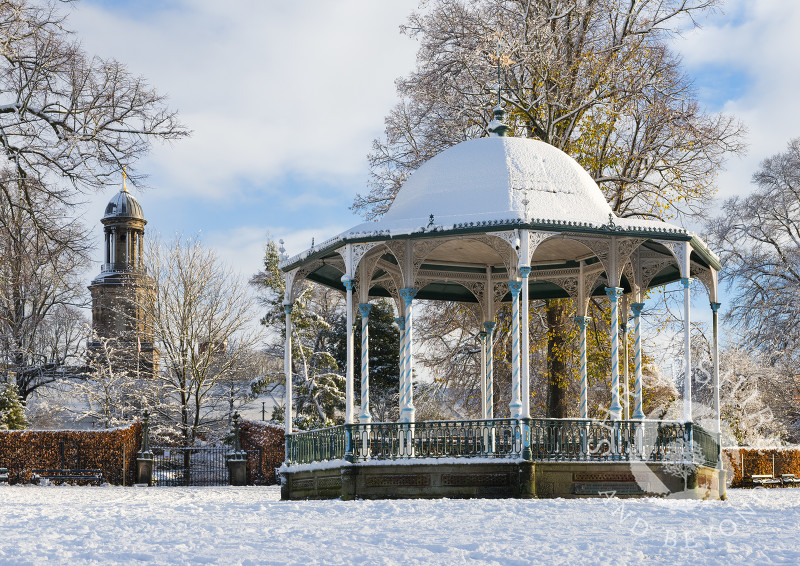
89,274,158,378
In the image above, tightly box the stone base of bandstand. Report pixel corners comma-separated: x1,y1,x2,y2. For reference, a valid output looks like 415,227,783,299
280,460,722,501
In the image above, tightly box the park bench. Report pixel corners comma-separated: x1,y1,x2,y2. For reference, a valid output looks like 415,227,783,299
0,468,8,483
31,468,103,485
749,474,781,487
781,474,800,486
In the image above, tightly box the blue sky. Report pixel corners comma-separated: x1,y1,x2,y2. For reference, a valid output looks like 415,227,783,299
66,0,800,314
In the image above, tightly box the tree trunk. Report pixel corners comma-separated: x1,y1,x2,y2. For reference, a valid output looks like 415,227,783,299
546,299,570,418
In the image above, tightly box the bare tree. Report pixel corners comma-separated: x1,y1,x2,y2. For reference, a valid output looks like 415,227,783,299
251,239,346,428
70,327,138,429
0,0,186,406
143,236,259,446
0,175,90,400
0,1,187,210
356,0,743,222
709,138,800,366
353,0,744,418
691,341,787,446
705,138,800,441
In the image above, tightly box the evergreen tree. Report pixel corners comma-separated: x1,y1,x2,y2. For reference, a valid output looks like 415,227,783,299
330,299,401,422
251,239,346,428
0,378,26,430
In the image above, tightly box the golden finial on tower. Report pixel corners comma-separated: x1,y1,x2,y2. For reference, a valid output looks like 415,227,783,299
122,166,128,192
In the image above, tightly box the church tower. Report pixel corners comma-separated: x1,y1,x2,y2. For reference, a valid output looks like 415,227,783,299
88,176,157,377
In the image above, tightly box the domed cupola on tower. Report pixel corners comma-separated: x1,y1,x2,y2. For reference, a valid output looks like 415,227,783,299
100,180,146,273
88,173,157,377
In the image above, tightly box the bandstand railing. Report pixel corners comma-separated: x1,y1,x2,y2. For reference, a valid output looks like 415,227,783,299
286,425,347,465
284,418,720,468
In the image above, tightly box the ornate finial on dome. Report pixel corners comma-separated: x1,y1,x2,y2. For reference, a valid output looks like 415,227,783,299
488,105,510,137
122,166,128,192
488,38,510,137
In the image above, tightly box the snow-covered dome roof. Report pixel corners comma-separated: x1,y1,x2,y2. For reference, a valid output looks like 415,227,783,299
281,134,705,273
377,136,612,230
104,187,144,221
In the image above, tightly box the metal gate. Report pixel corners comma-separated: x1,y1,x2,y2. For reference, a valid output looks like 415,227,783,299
151,446,265,486
152,447,230,486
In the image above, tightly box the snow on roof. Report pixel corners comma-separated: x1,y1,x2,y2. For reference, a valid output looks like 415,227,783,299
383,137,611,226
341,137,683,237
281,136,692,269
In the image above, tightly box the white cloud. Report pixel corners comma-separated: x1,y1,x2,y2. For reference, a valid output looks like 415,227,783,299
202,223,349,280
677,0,800,203
69,0,419,200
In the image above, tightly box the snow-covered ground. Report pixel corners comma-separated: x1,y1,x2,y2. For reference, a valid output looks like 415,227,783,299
0,486,796,565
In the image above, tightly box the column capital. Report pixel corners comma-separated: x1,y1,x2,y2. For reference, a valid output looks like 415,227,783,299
399,288,418,306
630,302,645,317
478,331,487,341
681,277,693,289
483,321,496,334
509,280,523,295
394,316,405,331
710,301,721,312
574,316,591,329
283,303,293,315
519,266,531,278
358,303,372,318
605,286,623,300
341,275,354,291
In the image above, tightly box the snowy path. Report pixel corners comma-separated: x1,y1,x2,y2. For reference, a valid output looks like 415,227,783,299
0,486,797,565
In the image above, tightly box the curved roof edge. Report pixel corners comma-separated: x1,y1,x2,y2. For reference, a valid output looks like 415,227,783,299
278,218,718,273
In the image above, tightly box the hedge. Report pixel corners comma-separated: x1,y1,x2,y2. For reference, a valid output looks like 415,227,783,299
239,420,284,485
723,447,800,487
0,422,142,485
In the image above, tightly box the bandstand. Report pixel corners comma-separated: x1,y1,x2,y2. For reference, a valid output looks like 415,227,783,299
278,114,724,500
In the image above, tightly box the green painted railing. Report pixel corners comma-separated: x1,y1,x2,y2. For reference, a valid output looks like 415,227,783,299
692,423,721,468
284,418,720,468
353,419,524,461
285,424,346,465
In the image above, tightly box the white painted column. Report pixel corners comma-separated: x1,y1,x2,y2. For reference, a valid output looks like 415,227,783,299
575,316,590,419
343,276,355,425
484,321,495,419
283,303,293,435
621,294,630,420
711,299,724,497
358,303,372,424
479,329,487,419
395,315,405,420
682,277,693,422
605,287,624,420
631,302,645,419
483,266,495,420
519,267,531,419
399,288,418,423
710,302,721,434
509,280,523,418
